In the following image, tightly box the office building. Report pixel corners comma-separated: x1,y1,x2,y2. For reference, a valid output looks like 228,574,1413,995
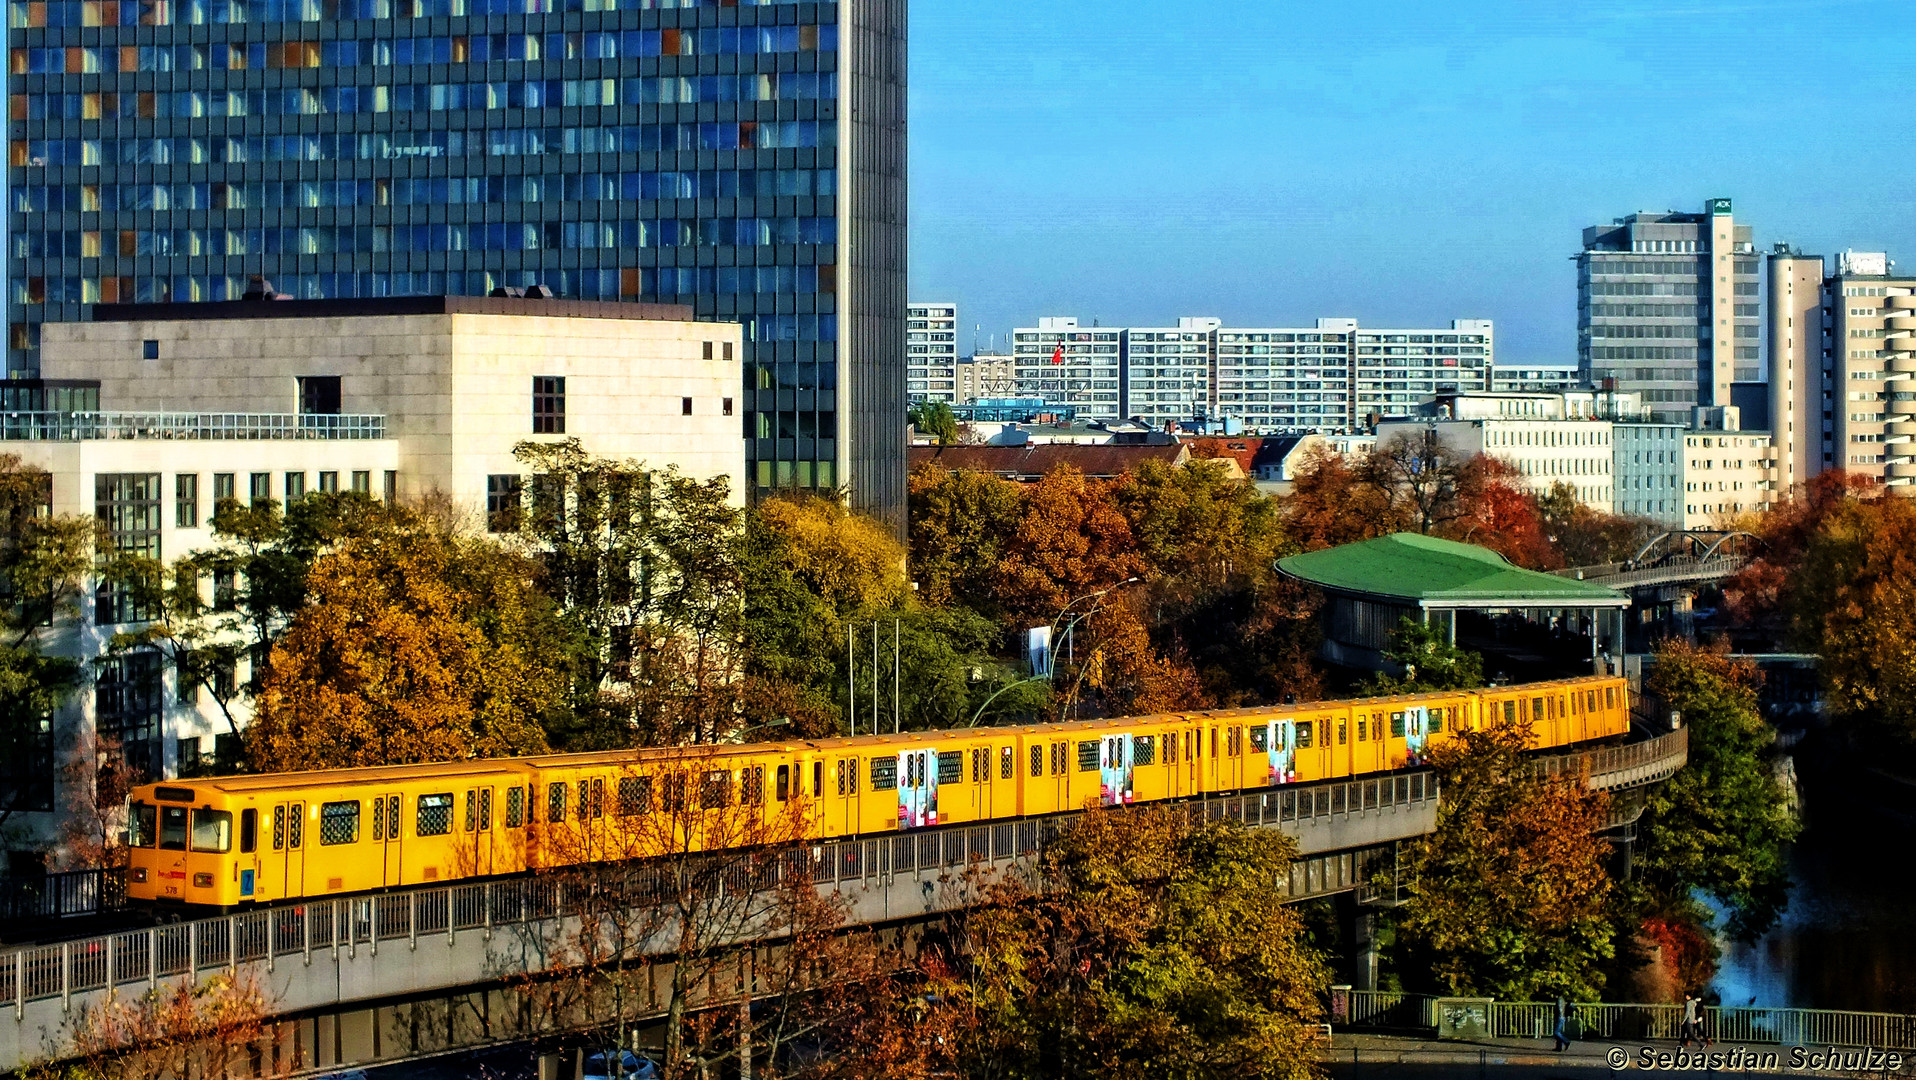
956,353,1014,403
1378,392,1617,513
2,296,744,861
1767,249,1916,493
1613,421,1685,524
1124,317,1219,426
906,302,958,403
5,0,905,522
1012,318,1122,422
1578,199,1759,422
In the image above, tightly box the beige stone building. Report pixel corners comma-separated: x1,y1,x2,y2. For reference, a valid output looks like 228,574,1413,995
2,297,746,868
957,353,1016,403
1681,429,1777,527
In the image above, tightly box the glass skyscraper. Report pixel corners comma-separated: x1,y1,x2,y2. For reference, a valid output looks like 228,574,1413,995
6,0,906,519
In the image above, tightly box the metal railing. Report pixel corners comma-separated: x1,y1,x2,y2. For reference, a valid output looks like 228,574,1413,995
1339,990,1916,1050
0,411,387,441
0,868,123,924
1533,727,1688,791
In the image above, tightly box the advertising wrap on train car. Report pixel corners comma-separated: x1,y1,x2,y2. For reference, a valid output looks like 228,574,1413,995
1404,706,1432,765
1267,720,1297,785
898,748,936,829
1099,734,1134,806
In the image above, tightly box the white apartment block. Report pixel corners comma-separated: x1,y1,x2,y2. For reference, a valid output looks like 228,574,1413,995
1679,428,1777,528
906,302,960,403
1351,319,1494,424
1125,318,1219,425
1378,390,1615,512
1490,366,1582,394
1215,319,1356,431
1013,318,1123,422
7,295,745,863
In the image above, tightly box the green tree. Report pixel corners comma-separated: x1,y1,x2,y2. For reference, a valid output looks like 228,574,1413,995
0,456,96,831
1392,719,1615,1000
907,400,960,447
1360,617,1485,694
1636,642,1798,941
906,464,1024,612
915,807,1325,1080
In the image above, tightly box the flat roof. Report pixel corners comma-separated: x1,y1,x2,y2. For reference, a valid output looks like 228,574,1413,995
88,295,699,324
1278,532,1629,608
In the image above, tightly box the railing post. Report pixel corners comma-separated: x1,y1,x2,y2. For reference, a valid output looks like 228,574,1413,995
409,892,418,952
147,929,156,989
60,941,70,1012
188,921,198,985
228,915,238,973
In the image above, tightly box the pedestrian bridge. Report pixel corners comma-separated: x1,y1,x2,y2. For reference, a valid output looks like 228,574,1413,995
0,729,1688,1075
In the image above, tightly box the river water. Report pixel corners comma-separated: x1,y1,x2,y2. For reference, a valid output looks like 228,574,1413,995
1711,777,1916,1012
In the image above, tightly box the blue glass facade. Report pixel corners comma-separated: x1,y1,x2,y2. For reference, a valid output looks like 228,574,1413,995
6,0,906,518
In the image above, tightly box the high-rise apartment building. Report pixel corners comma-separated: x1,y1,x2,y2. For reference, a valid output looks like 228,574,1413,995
1013,315,1490,432
906,302,958,403
1012,318,1122,421
1490,366,1580,394
6,0,907,521
1767,247,1827,493
1578,199,1759,423
955,352,1012,403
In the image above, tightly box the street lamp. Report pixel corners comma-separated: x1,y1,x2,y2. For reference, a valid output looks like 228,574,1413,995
731,717,792,743
967,578,1142,727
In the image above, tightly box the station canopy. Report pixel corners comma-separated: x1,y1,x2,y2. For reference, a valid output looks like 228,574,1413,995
1277,532,1628,609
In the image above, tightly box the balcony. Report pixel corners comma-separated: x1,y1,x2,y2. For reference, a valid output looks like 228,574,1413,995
0,412,387,441
1889,419,1916,440
1887,460,1916,480
1888,335,1916,354
1892,316,1916,332
1888,294,1916,311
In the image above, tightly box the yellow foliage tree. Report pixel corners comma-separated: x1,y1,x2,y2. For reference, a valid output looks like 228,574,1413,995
754,494,906,616
247,530,561,771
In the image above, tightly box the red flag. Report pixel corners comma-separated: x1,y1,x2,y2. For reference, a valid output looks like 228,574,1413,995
1050,342,1064,365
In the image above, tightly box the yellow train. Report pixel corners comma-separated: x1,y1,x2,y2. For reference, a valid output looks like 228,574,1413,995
125,676,1630,908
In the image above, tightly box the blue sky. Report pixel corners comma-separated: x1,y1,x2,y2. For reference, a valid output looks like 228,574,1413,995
907,0,1916,363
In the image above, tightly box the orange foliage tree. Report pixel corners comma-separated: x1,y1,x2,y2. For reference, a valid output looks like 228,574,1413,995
247,528,563,771
1279,445,1404,550
1721,470,1879,642
1788,491,1916,746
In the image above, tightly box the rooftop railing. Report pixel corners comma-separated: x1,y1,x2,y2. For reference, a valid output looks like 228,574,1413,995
0,412,387,441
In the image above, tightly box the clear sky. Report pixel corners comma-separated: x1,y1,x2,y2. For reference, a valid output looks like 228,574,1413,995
907,0,1916,363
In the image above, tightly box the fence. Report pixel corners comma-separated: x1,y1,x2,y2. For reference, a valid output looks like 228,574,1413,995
1533,727,1688,791
0,869,122,924
1339,990,1916,1050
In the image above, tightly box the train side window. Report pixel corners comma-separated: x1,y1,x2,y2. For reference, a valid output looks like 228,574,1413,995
1166,732,1178,765
239,808,257,854
506,787,525,828
1296,722,1314,749
1606,687,1615,709
478,788,492,830
1503,700,1517,725
1355,717,1366,742
741,766,764,805
1077,741,1098,772
319,801,359,845
288,803,303,848
464,790,478,832
971,748,987,782
190,809,233,853
835,760,848,796
587,777,606,818
548,783,568,823
1372,716,1384,741
1029,745,1043,777
1138,734,1159,763
1337,719,1347,746
1533,697,1544,721
812,761,822,799
417,794,453,836
1430,709,1444,733
271,806,285,850
939,750,964,783
1210,728,1219,759
870,756,898,791
776,765,791,802
1000,746,1014,779
131,803,157,848
701,770,731,809
1588,690,1597,713
619,776,652,815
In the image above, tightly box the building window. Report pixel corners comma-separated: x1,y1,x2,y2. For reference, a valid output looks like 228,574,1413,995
248,473,270,505
533,376,566,434
351,471,371,494
703,341,715,360
384,471,398,502
723,397,734,416
285,472,306,502
0,705,54,814
682,397,693,416
176,737,202,776
97,649,163,778
96,473,162,625
142,339,159,360
318,471,339,494
174,474,198,529
213,473,236,504
486,475,523,533
297,375,341,416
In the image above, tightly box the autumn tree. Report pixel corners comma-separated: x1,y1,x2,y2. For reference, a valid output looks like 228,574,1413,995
1447,459,1558,570
906,464,1023,612
908,807,1326,1080
62,970,282,1080
1392,719,1615,1001
246,523,563,771
0,455,95,834
755,494,908,618
1720,470,1875,644
1279,445,1403,550
1363,427,1481,536
1636,642,1798,941
992,465,1147,630
1535,482,1657,569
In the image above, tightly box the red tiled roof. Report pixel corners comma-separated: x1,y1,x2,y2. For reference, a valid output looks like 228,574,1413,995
909,443,1188,480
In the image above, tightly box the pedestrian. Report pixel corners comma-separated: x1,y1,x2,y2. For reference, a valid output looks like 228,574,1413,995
1679,994,1699,1048
1553,996,1571,1053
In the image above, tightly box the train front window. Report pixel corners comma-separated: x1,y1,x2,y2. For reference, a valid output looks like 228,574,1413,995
160,806,188,850
130,803,156,848
190,809,233,852
239,809,257,854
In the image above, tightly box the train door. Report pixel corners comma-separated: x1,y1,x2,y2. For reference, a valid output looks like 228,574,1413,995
1098,734,1133,806
832,756,862,836
371,791,403,886
271,800,305,900
464,786,494,877
899,749,935,829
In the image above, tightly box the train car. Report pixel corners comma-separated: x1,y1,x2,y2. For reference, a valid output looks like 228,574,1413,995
126,675,1631,909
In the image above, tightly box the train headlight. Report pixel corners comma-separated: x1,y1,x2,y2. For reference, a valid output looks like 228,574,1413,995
193,873,214,888
130,867,147,883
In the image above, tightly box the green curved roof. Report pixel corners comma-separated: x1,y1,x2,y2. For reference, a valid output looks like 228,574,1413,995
1277,533,1629,607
